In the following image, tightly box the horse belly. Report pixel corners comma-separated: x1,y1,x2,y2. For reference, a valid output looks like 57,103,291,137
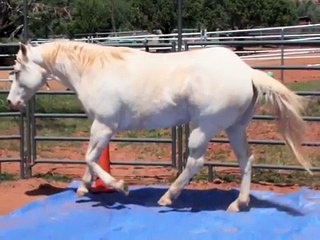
119,104,189,131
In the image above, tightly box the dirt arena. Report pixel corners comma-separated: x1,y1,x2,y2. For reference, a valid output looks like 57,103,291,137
0,49,319,215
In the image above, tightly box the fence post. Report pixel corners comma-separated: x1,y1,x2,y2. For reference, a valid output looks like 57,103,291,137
171,126,177,169
177,125,183,173
184,41,189,51
183,124,190,168
280,28,285,82
25,99,33,178
31,97,36,169
19,112,25,178
171,41,176,52
208,166,214,182
183,41,190,169
144,41,150,52
171,42,177,168
176,8,184,173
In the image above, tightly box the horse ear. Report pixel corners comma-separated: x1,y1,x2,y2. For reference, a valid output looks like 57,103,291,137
19,42,28,57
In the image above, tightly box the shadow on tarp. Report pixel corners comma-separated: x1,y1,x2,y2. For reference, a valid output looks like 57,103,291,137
1,181,320,240
77,186,304,216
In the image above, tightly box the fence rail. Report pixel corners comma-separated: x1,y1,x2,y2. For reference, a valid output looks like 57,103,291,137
0,38,319,182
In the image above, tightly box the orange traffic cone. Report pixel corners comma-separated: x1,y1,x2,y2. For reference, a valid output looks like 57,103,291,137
91,144,115,193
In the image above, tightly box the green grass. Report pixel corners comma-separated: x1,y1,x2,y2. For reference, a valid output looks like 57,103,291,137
213,149,230,161
0,117,19,132
0,95,10,112
193,169,320,188
285,80,320,116
37,141,83,151
254,145,320,168
286,80,320,91
0,172,71,183
33,173,72,182
0,94,84,113
305,100,320,116
0,172,16,182
252,170,320,188
36,118,91,136
254,145,293,165
117,128,172,139
35,95,84,113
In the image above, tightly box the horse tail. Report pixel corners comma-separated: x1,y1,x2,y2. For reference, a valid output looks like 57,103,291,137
251,69,312,174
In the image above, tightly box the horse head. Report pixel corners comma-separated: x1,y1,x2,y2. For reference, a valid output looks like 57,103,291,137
7,43,47,111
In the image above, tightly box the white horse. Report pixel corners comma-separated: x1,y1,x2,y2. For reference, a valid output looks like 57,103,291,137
7,41,311,212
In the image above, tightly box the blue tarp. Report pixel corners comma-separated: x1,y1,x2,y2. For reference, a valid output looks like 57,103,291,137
1,181,320,240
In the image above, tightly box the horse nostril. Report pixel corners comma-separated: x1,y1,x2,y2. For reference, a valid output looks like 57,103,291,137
6,99,11,105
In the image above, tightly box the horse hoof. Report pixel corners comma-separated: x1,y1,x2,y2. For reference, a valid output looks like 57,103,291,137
76,188,88,197
117,180,129,196
158,195,172,206
226,203,240,212
227,198,250,212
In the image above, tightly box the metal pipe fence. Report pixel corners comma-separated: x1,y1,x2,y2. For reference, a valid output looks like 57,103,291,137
0,39,319,181
0,90,25,178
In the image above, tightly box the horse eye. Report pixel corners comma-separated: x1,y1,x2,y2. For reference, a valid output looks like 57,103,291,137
9,70,21,82
9,70,20,75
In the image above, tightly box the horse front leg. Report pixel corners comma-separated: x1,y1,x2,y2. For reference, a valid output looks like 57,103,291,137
76,166,94,197
76,120,129,197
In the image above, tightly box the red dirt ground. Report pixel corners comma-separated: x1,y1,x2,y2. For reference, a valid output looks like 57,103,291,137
0,52,319,215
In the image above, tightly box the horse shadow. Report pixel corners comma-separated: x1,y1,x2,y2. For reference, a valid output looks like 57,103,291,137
75,186,304,216
25,183,70,196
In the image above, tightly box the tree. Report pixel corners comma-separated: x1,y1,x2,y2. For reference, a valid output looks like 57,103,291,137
68,0,113,35
129,0,176,34
112,0,133,31
182,0,205,30
294,0,320,23
0,0,23,38
221,0,295,30
29,2,72,38
0,0,303,40
153,0,176,33
262,0,297,27
130,0,158,33
202,0,230,31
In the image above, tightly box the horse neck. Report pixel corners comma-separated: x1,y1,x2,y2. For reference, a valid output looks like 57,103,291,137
39,43,81,92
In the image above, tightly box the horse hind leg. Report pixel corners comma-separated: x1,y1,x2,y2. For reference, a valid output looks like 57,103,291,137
225,84,258,211
76,120,129,197
158,124,216,206
226,123,254,212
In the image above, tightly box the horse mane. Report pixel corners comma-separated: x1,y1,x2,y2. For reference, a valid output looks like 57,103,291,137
39,41,135,73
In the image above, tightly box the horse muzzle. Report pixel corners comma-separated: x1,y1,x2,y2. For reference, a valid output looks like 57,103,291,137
6,99,25,112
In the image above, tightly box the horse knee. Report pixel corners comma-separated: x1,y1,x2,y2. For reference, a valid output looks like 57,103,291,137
85,141,105,164
85,151,97,166
188,130,209,159
188,131,207,150
186,156,204,172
